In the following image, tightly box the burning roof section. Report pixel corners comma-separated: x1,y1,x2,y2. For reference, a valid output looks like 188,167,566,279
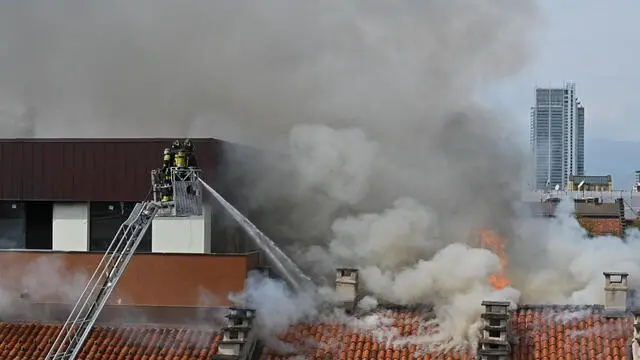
1,271,639,360
260,305,634,360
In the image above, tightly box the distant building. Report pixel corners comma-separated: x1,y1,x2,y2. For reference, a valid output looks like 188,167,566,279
530,82,585,190
526,197,626,236
567,175,613,192
634,170,640,192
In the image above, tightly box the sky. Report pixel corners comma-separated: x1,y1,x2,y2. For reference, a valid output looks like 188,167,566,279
489,0,640,188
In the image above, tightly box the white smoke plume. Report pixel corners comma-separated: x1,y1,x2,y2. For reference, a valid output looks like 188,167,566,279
0,254,89,316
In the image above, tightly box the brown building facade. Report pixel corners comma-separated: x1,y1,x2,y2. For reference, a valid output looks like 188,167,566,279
0,138,222,201
0,251,260,307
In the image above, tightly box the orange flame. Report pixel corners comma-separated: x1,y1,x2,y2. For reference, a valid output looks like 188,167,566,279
476,229,510,290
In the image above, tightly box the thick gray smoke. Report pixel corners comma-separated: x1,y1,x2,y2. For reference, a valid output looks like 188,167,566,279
7,0,619,353
0,0,535,140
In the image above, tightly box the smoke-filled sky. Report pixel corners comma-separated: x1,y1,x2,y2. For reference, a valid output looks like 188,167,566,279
2,0,640,352
0,0,536,142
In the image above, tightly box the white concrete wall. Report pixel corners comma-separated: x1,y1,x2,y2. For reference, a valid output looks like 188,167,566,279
151,205,212,253
52,202,89,251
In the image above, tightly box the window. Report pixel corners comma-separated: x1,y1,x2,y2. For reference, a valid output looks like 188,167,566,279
89,202,152,252
0,201,25,249
25,201,53,250
489,330,501,338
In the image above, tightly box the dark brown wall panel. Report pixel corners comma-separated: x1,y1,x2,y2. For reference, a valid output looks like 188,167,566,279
0,142,23,199
0,251,259,306
0,138,222,201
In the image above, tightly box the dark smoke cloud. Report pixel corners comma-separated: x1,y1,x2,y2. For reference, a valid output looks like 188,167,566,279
0,0,537,140
0,0,547,349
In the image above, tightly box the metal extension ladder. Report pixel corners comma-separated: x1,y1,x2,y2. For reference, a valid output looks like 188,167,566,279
45,201,160,360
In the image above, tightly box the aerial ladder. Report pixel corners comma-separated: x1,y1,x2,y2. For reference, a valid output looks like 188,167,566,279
45,141,203,360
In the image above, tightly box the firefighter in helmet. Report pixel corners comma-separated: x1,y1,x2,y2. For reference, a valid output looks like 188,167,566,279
162,147,173,169
174,146,187,169
170,139,182,153
183,138,198,168
160,148,173,202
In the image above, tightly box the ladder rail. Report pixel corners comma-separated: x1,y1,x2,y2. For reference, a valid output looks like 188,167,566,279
66,205,158,360
45,202,159,360
49,204,155,359
46,205,143,356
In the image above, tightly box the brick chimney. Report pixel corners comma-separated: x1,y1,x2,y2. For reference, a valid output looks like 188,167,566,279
214,307,258,360
632,308,640,360
335,268,359,313
603,272,629,315
477,301,512,360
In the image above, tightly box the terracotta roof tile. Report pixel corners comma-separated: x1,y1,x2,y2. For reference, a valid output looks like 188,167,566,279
262,306,635,360
513,306,634,360
1,305,635,360
261,309,476,360
0,322,222,360
577,218,624,236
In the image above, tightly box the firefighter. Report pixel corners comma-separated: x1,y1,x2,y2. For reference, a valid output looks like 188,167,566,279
183,138,198,168
174,147,187,168
162,147,173,169
160,148,173,202
170,139,182,153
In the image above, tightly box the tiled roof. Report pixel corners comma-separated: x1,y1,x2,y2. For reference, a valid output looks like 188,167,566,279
1,305,635,360
261,306,635,360
513,305,634,360
260,309,475,360
0,322,222,360
578,218,623,236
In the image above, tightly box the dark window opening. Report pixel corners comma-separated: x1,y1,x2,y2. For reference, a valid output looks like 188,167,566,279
90,202,151,252
0,201,25,249
489,330,501,338
229,331,239,339
489,319,501,327
233,318,243,326
25,201,53,250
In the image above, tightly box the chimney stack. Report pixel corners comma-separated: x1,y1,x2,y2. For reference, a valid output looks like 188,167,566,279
477,301,512,360
214,307,258,360
335,268,359,313
603,272,629,315
632,308,640,360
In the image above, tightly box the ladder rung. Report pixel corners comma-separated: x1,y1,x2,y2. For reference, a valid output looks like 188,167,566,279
70,319,92,326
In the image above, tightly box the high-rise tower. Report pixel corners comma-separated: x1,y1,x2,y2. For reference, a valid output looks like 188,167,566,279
530,82,584,190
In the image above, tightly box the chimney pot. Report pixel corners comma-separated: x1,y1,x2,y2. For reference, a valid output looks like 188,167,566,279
603,272,629,314
633,309,640,360
478,300,512,360
335,268,359,312
216,307,258,360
